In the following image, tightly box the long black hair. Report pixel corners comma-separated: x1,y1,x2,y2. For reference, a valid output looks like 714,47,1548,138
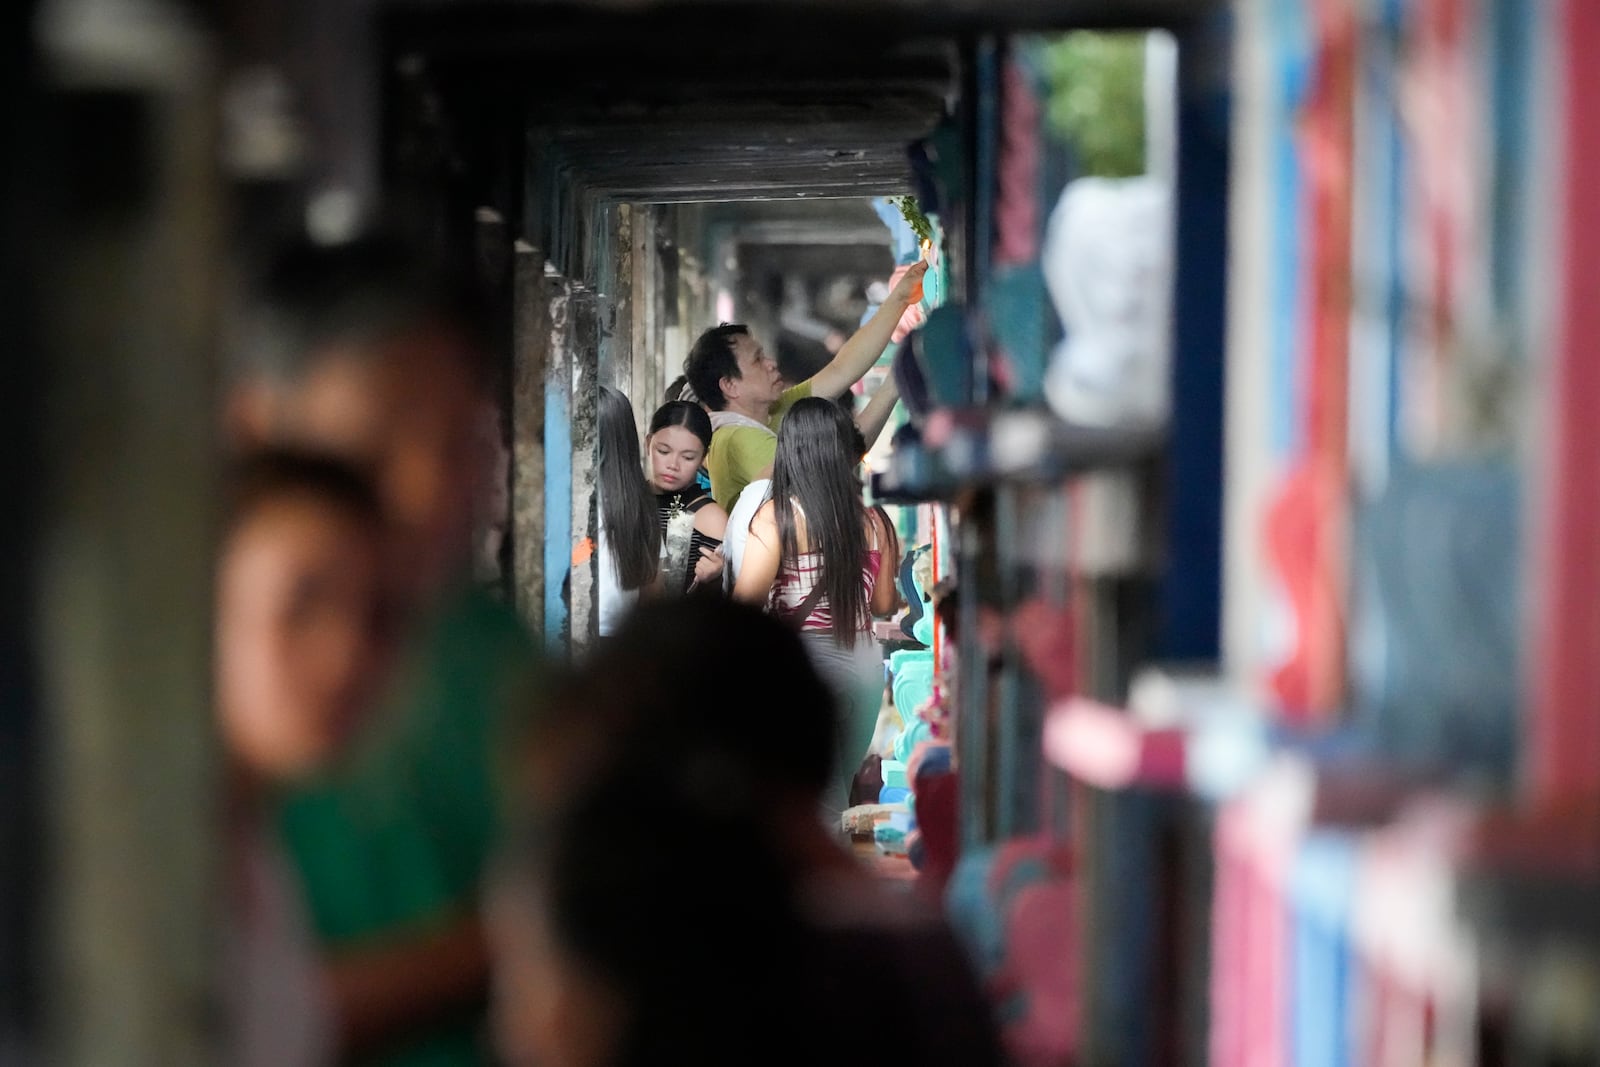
771,397,870,643
647,399,713,453
599,387,660,591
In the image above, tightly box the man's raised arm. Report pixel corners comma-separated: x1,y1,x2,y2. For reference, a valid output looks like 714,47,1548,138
808,260,928,400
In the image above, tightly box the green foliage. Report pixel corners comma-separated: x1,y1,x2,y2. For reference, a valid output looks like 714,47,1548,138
894,195,935,245
1040,32,1147,179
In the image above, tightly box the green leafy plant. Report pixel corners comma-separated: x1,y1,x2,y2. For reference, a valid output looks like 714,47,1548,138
894,195,936,246
1040,32,1147,178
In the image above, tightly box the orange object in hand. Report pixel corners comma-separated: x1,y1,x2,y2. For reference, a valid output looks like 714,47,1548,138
887,258,931,343
915,242,935,302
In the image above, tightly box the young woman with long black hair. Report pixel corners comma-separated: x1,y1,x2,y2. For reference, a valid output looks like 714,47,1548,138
598,387,661,635
646,400,728,595
734,397,899,811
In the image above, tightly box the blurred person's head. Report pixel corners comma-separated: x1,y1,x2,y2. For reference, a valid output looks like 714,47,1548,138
772,397,871,643
644,400,712,494
683,323,782,416
491,758,824,1067
598,387,660,593
493,599,916,1067
216,450,390,784
518,597,836,818
227,233,490,601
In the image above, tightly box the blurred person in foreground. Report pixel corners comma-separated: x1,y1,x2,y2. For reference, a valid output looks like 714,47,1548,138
228,233,538,1066
217,452,392,1067
491,598,999,1067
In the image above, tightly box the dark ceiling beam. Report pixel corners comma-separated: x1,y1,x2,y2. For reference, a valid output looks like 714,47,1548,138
548,148,916,200
558,155,910,177
540,103,943,135
537,106,945,140
545,132,932,154
591,181,911,202
390,6,939,63
707,199,892,223
459,49,955,86
516,88,951,130
500,71,954,96
388,0,1224,51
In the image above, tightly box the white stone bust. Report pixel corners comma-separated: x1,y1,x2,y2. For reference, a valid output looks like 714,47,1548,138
1042,175,1173,428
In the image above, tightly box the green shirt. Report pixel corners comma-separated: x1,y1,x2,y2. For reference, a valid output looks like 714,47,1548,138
277,584,538,1067
706,381,812,510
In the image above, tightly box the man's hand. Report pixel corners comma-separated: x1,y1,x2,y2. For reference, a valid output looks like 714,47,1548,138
886,258,930,308
885,262,930,344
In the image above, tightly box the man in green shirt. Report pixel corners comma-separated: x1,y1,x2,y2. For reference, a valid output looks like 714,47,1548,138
229,234,538,1067
685,259,928,510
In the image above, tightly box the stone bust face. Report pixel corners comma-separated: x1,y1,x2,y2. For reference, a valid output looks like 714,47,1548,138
1043,175,1173,428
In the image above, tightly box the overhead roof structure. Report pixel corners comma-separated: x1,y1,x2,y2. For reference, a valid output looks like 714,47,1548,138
386,0,1219,207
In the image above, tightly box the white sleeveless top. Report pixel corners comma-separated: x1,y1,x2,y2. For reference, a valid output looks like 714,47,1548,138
597,516,638,636
724,478,772,585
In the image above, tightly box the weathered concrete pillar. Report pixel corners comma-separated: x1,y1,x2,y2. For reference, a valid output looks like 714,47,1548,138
568,285,601,655
629,205,664,419
666,204,715,384
34,2,220,1063
515,258,580,651
511,249,603,657
659,208,688,382
651,209,672,395
510,243,551,636
539,270,573,650
603,203,634,400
